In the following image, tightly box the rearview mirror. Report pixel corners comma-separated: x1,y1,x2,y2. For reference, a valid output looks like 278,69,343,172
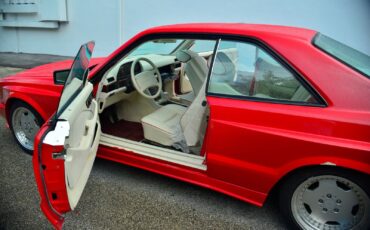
53,69,70,85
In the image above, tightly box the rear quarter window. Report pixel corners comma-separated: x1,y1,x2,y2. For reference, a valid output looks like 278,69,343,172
313,33,370,79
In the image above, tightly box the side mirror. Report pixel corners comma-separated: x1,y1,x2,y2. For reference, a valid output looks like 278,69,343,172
53,69,70,85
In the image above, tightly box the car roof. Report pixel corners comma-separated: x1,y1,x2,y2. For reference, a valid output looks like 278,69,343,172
144,23,317,43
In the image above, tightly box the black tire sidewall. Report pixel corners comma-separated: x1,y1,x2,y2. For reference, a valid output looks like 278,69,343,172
279,167,370,230
9,101,44,155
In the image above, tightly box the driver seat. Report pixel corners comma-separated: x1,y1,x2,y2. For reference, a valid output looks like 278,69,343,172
141,80,208,152
176,50,208,96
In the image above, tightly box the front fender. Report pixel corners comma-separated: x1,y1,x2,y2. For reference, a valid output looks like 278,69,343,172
4,85,61,125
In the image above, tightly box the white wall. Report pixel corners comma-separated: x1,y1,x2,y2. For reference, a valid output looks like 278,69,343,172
1,0,369,57
122,0,370,55
0,0,122,57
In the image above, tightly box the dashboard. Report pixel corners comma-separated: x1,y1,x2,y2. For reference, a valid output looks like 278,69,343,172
102,54,180,95
102,61,141,93
98,54,182,112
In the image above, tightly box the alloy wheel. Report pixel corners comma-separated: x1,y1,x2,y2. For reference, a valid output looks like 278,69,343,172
291,175,370,229
11,107,41,151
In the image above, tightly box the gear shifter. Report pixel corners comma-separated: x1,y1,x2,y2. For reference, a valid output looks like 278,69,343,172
161,91,169,100
156,91,169,104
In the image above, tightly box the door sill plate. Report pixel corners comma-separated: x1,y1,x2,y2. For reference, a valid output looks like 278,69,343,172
99,133,206,170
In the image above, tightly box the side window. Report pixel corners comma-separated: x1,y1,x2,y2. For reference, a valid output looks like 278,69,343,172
208,40,318,104
190,40,217,53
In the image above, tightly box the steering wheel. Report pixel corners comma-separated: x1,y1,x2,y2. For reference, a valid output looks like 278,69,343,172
131,57,162,99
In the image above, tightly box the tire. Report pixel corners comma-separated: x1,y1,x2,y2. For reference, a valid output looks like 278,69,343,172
9,101,44,155
279,167,370,230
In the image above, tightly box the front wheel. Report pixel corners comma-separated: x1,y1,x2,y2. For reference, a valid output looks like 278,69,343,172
279,168,370,230
9,101,44,154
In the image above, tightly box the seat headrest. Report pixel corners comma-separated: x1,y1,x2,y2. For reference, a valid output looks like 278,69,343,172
176,50,192,63
213,52,234,75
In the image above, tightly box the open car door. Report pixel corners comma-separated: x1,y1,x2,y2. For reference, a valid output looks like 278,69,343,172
33,42,101,229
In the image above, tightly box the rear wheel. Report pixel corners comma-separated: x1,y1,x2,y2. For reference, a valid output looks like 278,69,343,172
279,168,370,230
9,101,44,154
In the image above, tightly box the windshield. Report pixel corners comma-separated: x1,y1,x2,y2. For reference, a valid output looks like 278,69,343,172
313,33,370,78
128,39,184,56
56,41,95,116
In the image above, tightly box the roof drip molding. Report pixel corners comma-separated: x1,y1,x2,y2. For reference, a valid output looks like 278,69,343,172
0,0,67,29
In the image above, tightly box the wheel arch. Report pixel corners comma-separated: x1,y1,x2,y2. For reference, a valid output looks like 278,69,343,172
5,95,48,126
267,162,370,201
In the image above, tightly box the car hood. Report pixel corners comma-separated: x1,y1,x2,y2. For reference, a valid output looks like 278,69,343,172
0,57,105,85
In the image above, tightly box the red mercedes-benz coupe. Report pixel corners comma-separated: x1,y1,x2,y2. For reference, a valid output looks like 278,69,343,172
0,24,369,230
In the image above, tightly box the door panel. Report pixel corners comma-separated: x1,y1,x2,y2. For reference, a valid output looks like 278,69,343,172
60,83,100,209
33,83,100,228
33,42,99,229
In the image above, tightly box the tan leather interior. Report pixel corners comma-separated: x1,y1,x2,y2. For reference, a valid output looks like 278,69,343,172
59,82,101,210
141,104,187,146
141,81,208,151
98,41,216,155
179,62,193,94
141,51,210,151
141,83,207,150
180,81,208,147
115,92,159,123
176,50,208,96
